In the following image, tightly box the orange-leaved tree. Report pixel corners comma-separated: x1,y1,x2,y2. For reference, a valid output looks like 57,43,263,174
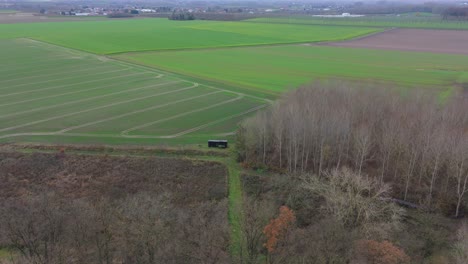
263,206,295,253
355,239,410,264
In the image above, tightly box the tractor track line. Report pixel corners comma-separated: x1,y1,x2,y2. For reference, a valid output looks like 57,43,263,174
0,55,72,71
0,74,163,108
121,94,243,136
0,82,199,133
1,66,133,90
166,104,267,138
0,61,101,80
0,70,140,98
0,80,179,119
58,90,222,133
0,63,112,84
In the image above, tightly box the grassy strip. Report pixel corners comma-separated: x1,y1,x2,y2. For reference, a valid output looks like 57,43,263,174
225,151,243,257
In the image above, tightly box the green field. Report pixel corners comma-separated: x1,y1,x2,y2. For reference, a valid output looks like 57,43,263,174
248,15,468,30
0,39,268,144
116,45,468,93
2,17,468,145
0,18,380,54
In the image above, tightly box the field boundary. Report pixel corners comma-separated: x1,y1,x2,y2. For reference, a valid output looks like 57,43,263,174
314,27,397,45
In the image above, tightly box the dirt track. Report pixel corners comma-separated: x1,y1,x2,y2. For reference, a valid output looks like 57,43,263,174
325,28,468,55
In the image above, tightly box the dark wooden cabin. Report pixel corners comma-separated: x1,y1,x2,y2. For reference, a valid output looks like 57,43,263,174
208,140,228,148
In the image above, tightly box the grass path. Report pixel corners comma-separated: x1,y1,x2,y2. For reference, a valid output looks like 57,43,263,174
225,151,244,257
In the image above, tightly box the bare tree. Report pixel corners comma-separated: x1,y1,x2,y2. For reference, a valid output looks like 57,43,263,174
301,168,404,233
238,197,274,264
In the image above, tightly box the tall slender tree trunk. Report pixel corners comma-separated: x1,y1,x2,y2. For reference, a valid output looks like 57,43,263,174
428,156,440,204
404,151,417,201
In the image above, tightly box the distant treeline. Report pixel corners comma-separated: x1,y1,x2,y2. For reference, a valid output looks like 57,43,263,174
166,12,259,21
443,7,468,20
107,13,134,18
169,11,195,21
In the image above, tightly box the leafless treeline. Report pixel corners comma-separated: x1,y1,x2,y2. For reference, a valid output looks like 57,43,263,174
237,81,468,215
0,194,229,264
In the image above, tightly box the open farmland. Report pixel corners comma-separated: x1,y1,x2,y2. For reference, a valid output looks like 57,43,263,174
0,39,268,145
117,44,468,92
1,18,467,145
0,18,380,54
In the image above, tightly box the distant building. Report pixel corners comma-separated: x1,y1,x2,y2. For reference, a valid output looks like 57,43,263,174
312,13,364,18
138,9,156,13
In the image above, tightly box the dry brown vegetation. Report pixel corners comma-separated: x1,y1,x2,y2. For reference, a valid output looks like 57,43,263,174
0,152,229,264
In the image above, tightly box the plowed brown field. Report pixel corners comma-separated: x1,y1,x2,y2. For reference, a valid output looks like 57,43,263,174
325,28,468,55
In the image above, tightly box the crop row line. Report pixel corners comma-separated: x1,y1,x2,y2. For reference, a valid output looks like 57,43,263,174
0,78,174,119
0,103,260,139
0,73,160,108
0,82,199,133
0,69,144,97
121,93,244,135
1,65,134,90
0,63,113,85
0,54,74,72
